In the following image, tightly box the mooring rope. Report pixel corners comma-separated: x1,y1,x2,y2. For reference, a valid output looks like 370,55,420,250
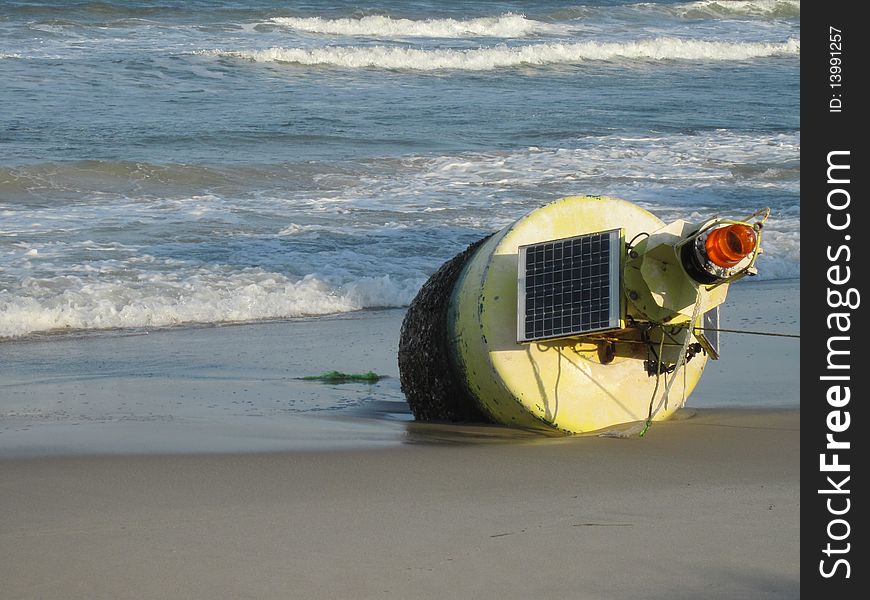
639,293,705,437
693,326,800,339
641,331,667,436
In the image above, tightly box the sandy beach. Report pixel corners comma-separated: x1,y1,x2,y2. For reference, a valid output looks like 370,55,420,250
1,279,799,598
3,409,798,600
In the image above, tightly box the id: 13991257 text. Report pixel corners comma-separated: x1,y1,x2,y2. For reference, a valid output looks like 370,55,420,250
829,27,844,113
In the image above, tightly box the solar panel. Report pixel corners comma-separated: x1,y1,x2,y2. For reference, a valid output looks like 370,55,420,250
697,306,720,359
517,229,622,343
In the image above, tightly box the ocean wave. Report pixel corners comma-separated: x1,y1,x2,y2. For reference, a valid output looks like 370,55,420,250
205,38,799,70
0,161,228,194
391,130,801,195
676,0,801,18
1,130,799,199
0,271,421,339
0,211,799,339
0,160,357,199
268,13,562,38
2,1,192,19
549,0,800,20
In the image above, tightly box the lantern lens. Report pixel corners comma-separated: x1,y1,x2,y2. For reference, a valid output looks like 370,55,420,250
704,224,757,268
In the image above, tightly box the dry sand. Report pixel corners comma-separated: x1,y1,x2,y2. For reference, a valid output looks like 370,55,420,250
0,279,800,598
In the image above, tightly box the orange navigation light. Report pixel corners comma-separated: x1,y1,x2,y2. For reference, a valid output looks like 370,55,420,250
704,224,757,268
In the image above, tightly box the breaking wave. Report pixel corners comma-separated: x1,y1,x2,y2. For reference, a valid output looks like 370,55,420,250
0,270,421,339
676,0,801,18
549,0,800,20
206,37,799,71
268,13,562,38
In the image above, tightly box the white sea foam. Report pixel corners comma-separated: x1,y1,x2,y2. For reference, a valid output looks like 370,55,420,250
268,13,562,38
384,131,801,196
208,37,799,70
0,270,422,338
752,221,800,279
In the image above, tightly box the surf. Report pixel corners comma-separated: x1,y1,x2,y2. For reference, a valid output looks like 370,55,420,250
206,38,800,71
268,13,563,38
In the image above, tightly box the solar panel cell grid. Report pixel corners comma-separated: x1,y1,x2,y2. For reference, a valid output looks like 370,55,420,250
519,230,620,341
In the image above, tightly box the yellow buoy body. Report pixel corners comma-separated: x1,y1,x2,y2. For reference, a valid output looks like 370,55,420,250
447,196,708,434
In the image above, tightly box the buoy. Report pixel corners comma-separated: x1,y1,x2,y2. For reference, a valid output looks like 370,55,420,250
398,196,766,434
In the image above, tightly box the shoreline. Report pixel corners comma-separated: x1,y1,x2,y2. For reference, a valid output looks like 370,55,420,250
0,277,800,346
1,278,799,457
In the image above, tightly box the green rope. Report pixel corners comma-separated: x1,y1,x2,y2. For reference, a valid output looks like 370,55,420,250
639,418,652,438
641,294,705,437
640,332,666,438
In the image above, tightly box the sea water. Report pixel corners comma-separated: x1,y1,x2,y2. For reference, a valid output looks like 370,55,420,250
0,0,799,339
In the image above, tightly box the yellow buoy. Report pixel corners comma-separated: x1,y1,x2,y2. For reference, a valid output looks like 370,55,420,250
399,195,765,434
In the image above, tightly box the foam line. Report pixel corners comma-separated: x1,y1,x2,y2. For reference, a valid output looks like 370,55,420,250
268,13,562,38
207,38,800,71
